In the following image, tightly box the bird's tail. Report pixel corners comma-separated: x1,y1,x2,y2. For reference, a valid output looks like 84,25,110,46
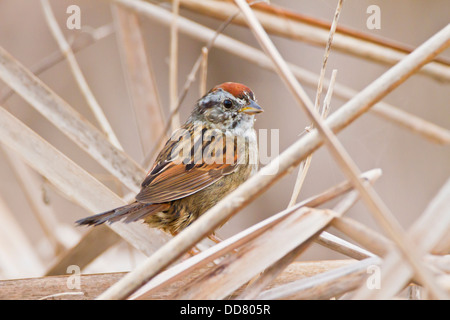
76,202,169,226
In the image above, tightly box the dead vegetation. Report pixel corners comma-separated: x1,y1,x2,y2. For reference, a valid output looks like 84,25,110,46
0,0,449,300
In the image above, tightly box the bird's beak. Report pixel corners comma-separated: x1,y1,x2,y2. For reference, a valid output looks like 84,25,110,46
240,100,263,115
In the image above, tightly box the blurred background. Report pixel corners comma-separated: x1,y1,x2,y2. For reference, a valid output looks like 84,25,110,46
0,0,449,278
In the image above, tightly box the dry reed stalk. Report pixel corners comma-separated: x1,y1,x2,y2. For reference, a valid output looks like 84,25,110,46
0,46,144,193
0,107,170,266
0,23,114,104
0,105,125,213
353,177,450,299
112,6,166,161
399,180,450,256
234,0,448,298
313,0,343,111
236,189,360,300
288,69,337,207
0,260,358,300
230,260,361,299
425,255,450,274
315,231,373,260
0,271,126,300
113,0,450,146
298,70,450,145
97,20,450,300
0,195,45,278
177,0,450,82
169,0,181,130
181,0,450,67
332,216,393,257
237,242,312,300
314,217,373,261
170,207,342,300
2,148,69,256
333,84,450,145
319,69,337,122
270,61,450,145
45,225,120,276
40,0,123,150
354,252,415,300
129,169,380,299
257,256,381,300
432,233,450,255
287,0,342,208
199,47,208,97
331,217,449,285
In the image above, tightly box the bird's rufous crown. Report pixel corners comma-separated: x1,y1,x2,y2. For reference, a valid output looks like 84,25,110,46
213,82,255,100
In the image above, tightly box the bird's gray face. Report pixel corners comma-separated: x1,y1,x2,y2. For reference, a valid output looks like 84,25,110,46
189,86,263,131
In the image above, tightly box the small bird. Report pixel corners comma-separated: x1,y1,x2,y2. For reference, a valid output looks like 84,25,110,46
76,82,263,236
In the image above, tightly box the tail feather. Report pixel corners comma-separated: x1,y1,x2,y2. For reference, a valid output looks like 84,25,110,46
76,202,169,226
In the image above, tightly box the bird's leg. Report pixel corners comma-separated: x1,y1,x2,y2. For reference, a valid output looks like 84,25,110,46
171,230,201,257
207,233,223,244
187,246,202,256
187,235,221,256
208,233,240,257
184,234,222,257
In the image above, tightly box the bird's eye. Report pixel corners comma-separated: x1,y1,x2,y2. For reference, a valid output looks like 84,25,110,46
223,99,233,109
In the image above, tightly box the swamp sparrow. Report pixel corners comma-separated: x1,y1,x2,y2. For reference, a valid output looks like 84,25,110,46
76,82,263,235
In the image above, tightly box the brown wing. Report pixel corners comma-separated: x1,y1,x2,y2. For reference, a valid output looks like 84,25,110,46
135,125,241,204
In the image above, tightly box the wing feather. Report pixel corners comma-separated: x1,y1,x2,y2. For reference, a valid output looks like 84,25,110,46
136,125,241,204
